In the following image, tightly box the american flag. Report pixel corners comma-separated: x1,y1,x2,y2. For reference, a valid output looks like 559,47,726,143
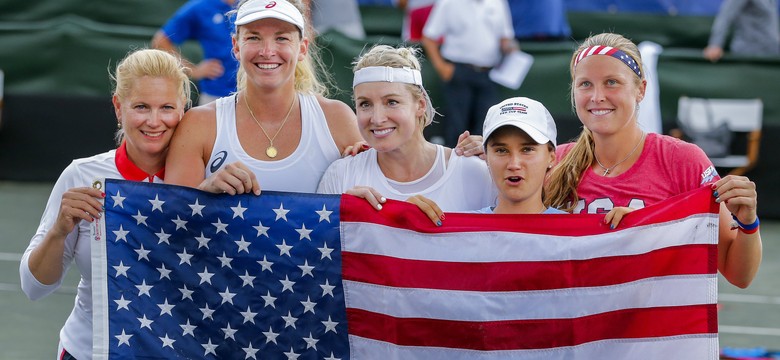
93,180,720,359
93,179,347,359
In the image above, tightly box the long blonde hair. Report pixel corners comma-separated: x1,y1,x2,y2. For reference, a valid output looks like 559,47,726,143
545,33,645,211
110,48,191,145
231,0,332,96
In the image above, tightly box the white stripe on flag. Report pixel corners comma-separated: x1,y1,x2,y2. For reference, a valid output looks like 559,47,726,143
345,275,717,321
342,214,716,262
348,334,719,359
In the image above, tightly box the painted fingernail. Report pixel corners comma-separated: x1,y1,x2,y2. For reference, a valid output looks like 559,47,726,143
711,184,717,189
380,197,386,203
713,191,719,198
440,214,446,220
102,206,106,211
102,192,106,198
361,144,370,149
436,220,442,227
715,197,721,203
376,204,383,210
610,224,615,230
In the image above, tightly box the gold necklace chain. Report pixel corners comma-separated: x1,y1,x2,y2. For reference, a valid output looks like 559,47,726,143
594,132,646,176
243,92,297,158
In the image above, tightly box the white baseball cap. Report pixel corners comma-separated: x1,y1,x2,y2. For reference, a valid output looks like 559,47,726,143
234,0,305,36
482,97,557,147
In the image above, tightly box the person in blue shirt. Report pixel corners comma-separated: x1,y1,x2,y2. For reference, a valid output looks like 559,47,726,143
153,0,239,104
509,0,571,42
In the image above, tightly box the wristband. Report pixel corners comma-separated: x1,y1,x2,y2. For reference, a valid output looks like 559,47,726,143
731,214,759,234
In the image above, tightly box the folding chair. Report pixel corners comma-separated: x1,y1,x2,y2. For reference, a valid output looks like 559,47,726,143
675,96,763,176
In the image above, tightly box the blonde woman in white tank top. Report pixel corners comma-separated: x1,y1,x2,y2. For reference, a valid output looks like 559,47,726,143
164,0,364,194
317,45,496,225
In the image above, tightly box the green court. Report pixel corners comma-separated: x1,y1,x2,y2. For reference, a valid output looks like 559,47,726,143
1,180,778,359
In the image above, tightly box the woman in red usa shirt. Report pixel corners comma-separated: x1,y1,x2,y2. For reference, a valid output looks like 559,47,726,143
546,32,762,289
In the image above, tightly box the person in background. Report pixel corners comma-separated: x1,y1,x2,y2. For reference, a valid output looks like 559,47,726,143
303,0,366,39
509,0,571,42
19,48,190,360
397,0,437,42
318,44,496,223
152,0,239,104
546,32,762,288
703,0,780,62
164,0,363,195
421,0,516,147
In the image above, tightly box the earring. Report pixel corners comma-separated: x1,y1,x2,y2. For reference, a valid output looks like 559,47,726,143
117,121,122,129
548,164,553,169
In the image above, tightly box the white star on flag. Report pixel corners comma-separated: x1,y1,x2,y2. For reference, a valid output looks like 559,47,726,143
111,191,126,208
113,261,130,277
235,235,251,253
253,220,270,237
157,299,174,316
316,204,332,222
212,218,229,234
263,326,280,344
218,251,233,268
195,232,211,249
201,338,218,356
171,215,188,231
135,279,152,297
159,333,175,348
273,203,290,221
188,198,205,216
155,229,171,244
132,210,148,226
113,225,129,242
231,201,247,219
114,295,131,310
296,224,313,240
115,329,132,346
148,194,165,212
181,319,196,337
134,244,151,261
138,315,153,330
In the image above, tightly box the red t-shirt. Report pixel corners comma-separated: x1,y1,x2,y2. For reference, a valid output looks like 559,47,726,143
556,133,719,214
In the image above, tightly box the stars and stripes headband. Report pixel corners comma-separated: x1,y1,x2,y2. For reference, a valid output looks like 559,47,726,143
353,66,435,126
574,45,642,78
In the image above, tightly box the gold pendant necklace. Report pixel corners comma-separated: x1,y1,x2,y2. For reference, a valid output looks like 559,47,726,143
243,92,296,158
594,132,645,176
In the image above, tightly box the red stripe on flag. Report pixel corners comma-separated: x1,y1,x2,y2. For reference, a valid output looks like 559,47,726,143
340,186,719,236
347,304,717,351
343,244,716,291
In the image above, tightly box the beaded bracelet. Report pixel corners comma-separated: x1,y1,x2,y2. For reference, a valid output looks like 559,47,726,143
731,214,760,234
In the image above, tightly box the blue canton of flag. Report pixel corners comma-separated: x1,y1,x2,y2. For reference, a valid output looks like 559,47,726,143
92,179,348,360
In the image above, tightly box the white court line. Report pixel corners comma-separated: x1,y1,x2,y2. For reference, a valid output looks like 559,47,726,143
0,252,22,262
720,325,780,337
719,293,780,305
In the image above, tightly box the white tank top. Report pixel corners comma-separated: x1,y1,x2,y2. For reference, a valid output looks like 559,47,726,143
207,93,341,193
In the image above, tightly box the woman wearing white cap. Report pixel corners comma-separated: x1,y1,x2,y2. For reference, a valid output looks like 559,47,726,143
474,97,567,215
164,0,363,194
408,97,569,223
317,45,496,223
545,32,762,288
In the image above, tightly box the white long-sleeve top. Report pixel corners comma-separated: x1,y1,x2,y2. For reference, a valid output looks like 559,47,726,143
20,144,163,360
